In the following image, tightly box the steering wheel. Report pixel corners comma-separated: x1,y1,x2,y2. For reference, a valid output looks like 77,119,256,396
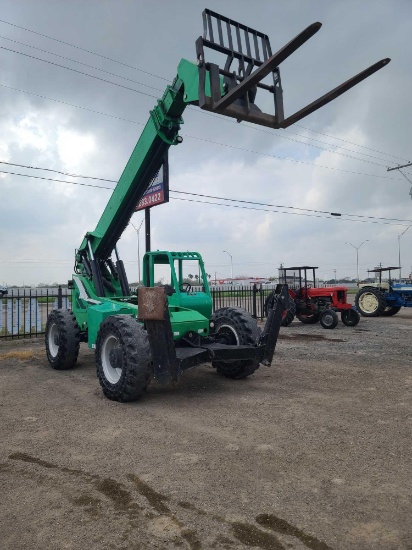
179,282,192,292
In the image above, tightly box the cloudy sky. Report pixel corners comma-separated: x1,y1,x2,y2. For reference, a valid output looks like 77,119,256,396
0,0,411,286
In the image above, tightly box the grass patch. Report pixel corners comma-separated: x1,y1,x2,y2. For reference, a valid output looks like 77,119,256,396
36,297,56,303
0,350,38,361
347,288,359,294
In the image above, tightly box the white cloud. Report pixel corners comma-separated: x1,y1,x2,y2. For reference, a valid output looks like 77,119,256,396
0,0,411,285
57,129,97,170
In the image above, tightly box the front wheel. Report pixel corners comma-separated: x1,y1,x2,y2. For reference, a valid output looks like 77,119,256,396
45,309,80,370
211,307,261,378
320,309,339,329
341,309,360,327
96,315,152,402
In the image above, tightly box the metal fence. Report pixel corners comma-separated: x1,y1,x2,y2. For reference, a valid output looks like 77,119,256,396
0,284,275,341
0,287,71,341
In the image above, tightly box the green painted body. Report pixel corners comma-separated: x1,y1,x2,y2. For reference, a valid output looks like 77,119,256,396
70,60,222,348
71,250,212,348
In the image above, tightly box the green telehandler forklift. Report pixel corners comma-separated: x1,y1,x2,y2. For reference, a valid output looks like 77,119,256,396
45,9,389,401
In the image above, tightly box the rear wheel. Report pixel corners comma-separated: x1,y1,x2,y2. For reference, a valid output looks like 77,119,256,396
211,307,261,379
297,312,320,324
320,309,339,329
341,309,360,327
45,309,80,370
382,306,401,316
96,315,152,402
355,288,386,317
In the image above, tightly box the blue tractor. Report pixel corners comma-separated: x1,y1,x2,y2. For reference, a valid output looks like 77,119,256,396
355,266,412,317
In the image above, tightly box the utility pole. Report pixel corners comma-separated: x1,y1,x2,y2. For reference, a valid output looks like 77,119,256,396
334,269,337,284
223,250,233,280
346,240,369,283
387,162,412,199
398,226,411,281
130,218,144,284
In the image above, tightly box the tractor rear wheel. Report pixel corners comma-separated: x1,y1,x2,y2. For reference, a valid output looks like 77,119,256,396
264,292,296,326
341,309,360,327
45,309,80,370
211,307,261,378
96,315,152,402
355,289,386,317
382,306,401,316
296,312,320,324
320,309,339,329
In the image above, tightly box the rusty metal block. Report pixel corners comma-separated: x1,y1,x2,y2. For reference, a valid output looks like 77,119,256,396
137,287,167,320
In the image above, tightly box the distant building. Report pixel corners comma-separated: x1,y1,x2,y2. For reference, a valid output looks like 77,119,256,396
211,277,272,286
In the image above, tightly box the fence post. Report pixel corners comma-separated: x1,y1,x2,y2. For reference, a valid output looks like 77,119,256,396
58,286,62,309
259,283,264,320
252,284,257,318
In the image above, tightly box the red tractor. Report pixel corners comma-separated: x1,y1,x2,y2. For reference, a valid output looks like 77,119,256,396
265,266,360,329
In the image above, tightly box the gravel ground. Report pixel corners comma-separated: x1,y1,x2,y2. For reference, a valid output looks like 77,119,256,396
0,310,411,550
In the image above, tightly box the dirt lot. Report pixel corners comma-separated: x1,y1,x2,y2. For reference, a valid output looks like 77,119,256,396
0,310,411,550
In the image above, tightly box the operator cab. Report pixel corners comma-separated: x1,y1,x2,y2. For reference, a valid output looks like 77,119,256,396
142,251,212,319
279,266,317,300
366,266,400,286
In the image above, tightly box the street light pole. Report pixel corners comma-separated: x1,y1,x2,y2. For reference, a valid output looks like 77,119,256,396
223,250,233,280
130,219,144,284
398,226,411,281
346,240,369,283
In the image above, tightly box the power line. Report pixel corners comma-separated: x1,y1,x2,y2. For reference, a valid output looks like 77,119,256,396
399,170,412,185
0,161,117,183
240,123,389,168
0,169,113,190
182,134,406,181
0,42,397,169
0,35,395,167
3,160,412,222
0,83,146,124
295,124,410,163
170,196,409,227
0,46,158,99
1,167,410,226
0,18,169,81
169,189,412,224
0,35,164,93
0,43,408,173
2,81,406,183
1,17,408,165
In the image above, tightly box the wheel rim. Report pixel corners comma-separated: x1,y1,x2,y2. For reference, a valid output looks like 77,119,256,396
48,323,59,357
322,313,334,327
216,324,239,345
359,292,379,314
101,334,122,384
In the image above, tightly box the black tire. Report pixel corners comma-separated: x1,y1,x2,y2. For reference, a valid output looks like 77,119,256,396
96,315,152,402
341,309,360,327
296,312,320,324
264,292,296,326
210,307,261,379
355,288,386,317
45,309,80,370
319,309,339,329
382,306,401,317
